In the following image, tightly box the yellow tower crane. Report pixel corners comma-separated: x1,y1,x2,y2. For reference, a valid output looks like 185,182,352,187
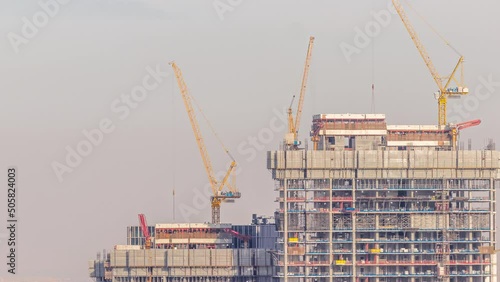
170,61,240,224
286,36,315,148
392,0,469,127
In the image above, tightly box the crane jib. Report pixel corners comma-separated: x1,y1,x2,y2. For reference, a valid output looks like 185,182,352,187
170,61,240,224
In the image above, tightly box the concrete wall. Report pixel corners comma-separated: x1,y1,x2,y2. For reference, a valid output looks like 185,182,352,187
91,248,275,280
268,150,500,179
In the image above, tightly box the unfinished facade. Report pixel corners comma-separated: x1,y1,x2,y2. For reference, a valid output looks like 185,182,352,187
269,114,498,282
89,221,278,282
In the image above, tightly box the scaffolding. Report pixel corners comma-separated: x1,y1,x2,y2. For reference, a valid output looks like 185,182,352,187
268,140,499,282
90,248,275,282
90,222,278,282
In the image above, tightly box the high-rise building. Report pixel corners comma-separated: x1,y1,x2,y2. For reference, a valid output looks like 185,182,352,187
268,114,498,282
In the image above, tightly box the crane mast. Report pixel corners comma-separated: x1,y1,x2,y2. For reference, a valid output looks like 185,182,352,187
392,0,468,127
170,61,239,224
286,36,315,148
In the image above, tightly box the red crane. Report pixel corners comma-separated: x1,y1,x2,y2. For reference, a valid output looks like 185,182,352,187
455,119,481,131
224,228,251,241
138,214,152,282
138,214,151,249
451,119,481,148
311,120,325,150
224,228,251,248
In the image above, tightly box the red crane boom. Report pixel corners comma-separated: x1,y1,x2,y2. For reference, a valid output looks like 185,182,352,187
451,119,481,148
456,119,481,131
138,213,150,241
138,213,153,282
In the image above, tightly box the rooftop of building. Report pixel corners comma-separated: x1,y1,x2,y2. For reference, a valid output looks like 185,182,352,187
155,223,232,229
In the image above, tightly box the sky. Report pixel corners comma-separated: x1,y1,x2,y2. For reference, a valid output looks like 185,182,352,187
0,0,499,280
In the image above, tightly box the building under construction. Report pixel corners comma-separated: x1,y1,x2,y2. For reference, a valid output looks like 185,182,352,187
89,0,497,279
89,216,278,281
89,59,279,282
268,113,499,282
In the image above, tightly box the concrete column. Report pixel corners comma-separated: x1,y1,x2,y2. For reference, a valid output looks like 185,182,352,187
410,232,415,282
329,178,333,282
375,230,379,278
489,177,495,282
283,177,288,282
351,177,356,282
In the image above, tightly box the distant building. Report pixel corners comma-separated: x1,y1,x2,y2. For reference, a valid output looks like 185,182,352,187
89,215,278,282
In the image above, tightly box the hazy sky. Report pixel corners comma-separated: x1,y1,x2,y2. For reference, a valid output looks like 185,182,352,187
1,0,499,280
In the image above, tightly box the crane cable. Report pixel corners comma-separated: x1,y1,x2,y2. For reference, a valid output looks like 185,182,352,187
402,0,462,57
190,93,237,195
190,93,236,162
171,74,176,221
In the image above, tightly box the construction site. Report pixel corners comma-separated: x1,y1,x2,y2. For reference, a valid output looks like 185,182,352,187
89,1,498,281
89,217,278,282
269,113,498,282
